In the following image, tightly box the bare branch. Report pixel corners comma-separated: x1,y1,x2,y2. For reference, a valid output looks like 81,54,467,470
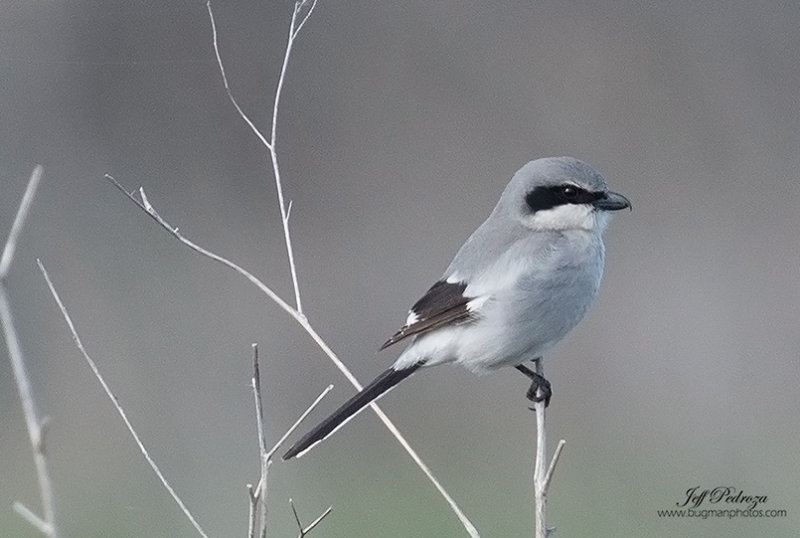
0,165,43,279
248,343,333,536
292,0,320,40
38,260,210,538
301,505,332,536
247,483,257,538
206,0,304,313
106,176,295,318
250,344,269,538
533,377,546,536
543,439,566,493
289,498,332,538
107,178,481,536
265,0,305,315
206,1,272,150
532,358,564,538
266,383,333,460
252,345,267,458
1,166,60,538
12,502,51,535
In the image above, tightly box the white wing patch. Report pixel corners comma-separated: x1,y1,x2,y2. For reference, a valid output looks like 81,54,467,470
466,295,490,313
445,273,462,284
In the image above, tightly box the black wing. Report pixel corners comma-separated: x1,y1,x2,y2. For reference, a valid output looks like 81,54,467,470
380,279,476,350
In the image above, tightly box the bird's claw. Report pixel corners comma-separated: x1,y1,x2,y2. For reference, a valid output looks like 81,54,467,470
526,374,552,409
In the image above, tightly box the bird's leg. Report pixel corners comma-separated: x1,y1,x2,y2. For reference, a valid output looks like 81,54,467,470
515,360,552,408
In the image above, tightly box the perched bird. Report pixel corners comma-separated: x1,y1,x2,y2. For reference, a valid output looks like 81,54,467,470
283,156,630,460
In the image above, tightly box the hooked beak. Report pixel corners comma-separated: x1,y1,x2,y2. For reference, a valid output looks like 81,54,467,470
592,191,631,211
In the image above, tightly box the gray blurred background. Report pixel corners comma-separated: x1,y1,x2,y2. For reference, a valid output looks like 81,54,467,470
1,1,798,536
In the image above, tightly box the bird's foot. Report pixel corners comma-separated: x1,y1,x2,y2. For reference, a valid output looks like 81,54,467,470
515,364,552,408
525,373,552,409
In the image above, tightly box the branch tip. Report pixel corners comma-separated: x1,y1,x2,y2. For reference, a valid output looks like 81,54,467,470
543,439,566,492
12,502,51,535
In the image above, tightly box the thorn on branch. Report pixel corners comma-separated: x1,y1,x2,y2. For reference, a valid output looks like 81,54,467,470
139,187,153,212
35,416,52,454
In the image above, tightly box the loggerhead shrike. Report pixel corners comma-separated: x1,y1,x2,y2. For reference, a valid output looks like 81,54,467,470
283,156,630,460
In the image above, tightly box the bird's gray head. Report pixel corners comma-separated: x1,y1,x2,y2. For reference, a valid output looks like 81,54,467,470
496,156,630,233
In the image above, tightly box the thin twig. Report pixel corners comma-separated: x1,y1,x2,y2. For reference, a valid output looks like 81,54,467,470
0,165,43,279
532,358,546,538
38,260,210,538
12,502,51,535
2,288,58,538
543,439,566,493
290,499,302,532
206,1,271,150
291,0,319,41
265,384,333,461
300,505,332,536
106,178,481,537
289,498,332,538
247,484,257,538
251,344,269,538
249,343,333,538
264,0,318,314
1,165,59,538
207,0,307,313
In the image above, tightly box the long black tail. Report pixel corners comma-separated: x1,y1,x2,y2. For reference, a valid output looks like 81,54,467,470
282,363,423,460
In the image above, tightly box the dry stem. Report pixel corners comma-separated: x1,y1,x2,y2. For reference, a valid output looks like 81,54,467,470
1,165,60,538
289,498,332,538
207,0,314,314
532,358,566,538
247,342,333,537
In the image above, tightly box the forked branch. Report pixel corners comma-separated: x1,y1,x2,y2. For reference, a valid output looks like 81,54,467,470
207,0,315,314
289,498,332,538
247,343,333,537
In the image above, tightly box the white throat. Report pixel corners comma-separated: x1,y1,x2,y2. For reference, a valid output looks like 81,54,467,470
526,204,607,232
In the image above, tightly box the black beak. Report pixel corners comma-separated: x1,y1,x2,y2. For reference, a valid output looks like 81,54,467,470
592,191,631,211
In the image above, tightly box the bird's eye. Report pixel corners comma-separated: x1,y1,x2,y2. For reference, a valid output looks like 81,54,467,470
562,186,578,199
